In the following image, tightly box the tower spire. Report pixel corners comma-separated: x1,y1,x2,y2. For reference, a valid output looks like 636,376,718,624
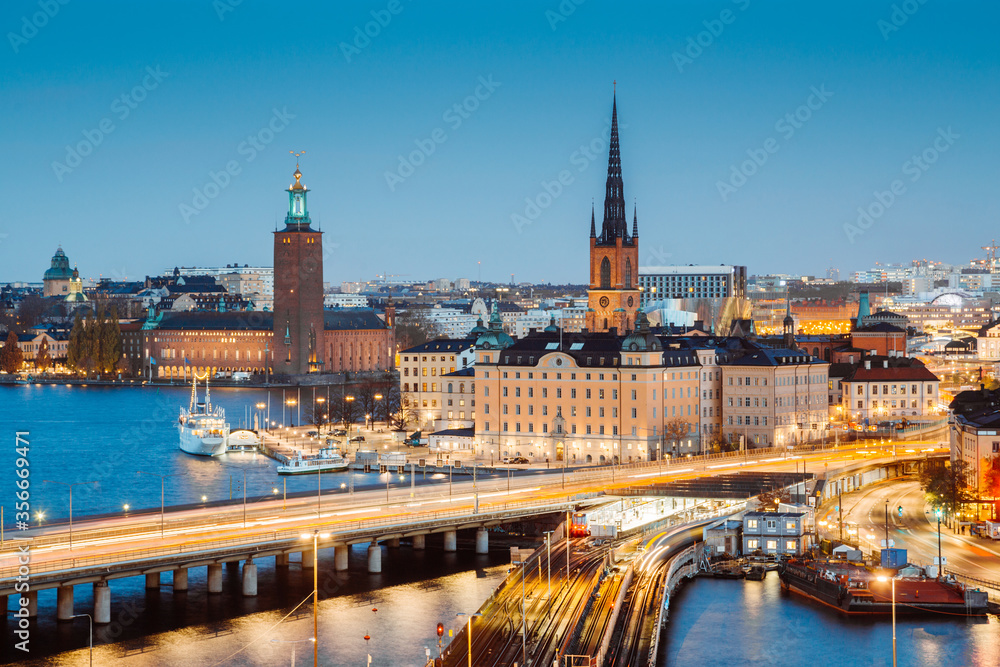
600,88,626,244
632,202,638,238
590,201,596,238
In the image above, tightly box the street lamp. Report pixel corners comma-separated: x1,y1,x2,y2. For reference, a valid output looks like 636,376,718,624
315,396,326,434
136,472,181,538
42,479,98,549
512,559,527,666
255,402,266,431
935,507,943,578
300,530,331,667
456,612,483,667
876,575,897,667
223,466,251,528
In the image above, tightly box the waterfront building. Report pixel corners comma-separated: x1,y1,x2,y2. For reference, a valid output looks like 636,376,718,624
399,338,476,429
742,511,809,556
976,319,1000,360
137,165,393,380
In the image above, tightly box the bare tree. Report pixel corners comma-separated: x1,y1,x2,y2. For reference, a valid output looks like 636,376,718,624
665,417,689,455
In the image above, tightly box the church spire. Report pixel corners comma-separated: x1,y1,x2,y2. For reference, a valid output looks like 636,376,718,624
600,89,627,245
632,203,638,238
590,202,596,238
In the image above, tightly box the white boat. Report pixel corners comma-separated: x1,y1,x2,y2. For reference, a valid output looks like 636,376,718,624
277,446,350,475
178,374,229,456
227,429,260,451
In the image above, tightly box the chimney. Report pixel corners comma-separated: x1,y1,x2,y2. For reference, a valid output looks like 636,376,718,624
865,359,871,370
849,355,855,364
883,360,888,368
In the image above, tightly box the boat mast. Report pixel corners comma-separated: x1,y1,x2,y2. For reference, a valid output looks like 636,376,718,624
205,374,212,414
189,372,197,412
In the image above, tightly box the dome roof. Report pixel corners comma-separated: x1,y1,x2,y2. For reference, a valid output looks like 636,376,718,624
621,310,661,352
475,302,513,350
543,314,559,333
468,316,488,337
43,246,73,281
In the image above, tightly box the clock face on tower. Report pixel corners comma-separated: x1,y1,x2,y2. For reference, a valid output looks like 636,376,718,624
599,296,610,308
627,296,634,307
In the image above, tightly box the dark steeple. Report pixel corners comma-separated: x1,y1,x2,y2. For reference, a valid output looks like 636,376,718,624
632,203,638,238
599,91,629,246
590,202,596,238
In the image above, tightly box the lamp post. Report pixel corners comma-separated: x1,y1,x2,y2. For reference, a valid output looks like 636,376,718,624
255,402,266,432
512,559,527,667
71,613,93,667
876,575,897,667
315,396,326,434
374,393,383,428
456,612,483,667
221,467,250,528
543,530,553,615
300,530,330,667
935,507,943,578
42,480,98,549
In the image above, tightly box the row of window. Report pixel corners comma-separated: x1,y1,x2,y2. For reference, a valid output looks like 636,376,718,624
746,539,798,551
855,399,932,409
855,383,935,395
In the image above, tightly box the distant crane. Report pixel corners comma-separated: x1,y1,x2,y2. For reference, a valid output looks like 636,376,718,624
982,240,1000,272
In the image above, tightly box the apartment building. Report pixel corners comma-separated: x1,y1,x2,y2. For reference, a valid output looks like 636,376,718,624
399,339,476,428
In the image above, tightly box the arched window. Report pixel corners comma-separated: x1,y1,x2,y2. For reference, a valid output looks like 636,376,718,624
600,257,611,289
448,383,453,393
459,383,465,393
624,257,632,289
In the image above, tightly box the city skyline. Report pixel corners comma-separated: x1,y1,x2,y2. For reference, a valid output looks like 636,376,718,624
3,2,998,285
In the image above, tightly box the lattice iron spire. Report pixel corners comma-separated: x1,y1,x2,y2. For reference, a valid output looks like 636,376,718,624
590,201,596,238
632,202,638,238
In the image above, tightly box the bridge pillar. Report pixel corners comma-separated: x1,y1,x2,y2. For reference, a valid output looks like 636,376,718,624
173,568,188,592
145,573,161,590
302,549,315,569
443,530,457,552
334,545,349,571
56,585,74,621
242,558,258,597
386,537,400,548
93,582,111,625
275,553,289,567
367,542,382,573
412,534,426,550
475,528,489,554
21,590,37,617
207,564,223,594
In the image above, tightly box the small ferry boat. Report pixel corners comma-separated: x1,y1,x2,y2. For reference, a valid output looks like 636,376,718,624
277,446,350,475
779,558,989,615
178,374,229,456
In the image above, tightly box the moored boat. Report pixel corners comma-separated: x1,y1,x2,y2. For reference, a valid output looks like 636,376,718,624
277,446,350,475
779,558,989,615
178,374,229,456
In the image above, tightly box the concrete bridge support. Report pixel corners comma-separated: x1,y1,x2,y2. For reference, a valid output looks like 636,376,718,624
56,585,74,621
21,590,38,617
207,564,223,594
145,573,160,590
367,542,382,573
475,528,489,555
412,534,426,550
334,545,349,571
275,553,289,567
93,582,111,625
173,568,188,592
386,537,400,548
242,558,258,597
443,530,457,552
302,549,315,569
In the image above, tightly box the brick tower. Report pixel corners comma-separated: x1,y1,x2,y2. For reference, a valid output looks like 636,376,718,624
586,91,639,333
273,162,324,375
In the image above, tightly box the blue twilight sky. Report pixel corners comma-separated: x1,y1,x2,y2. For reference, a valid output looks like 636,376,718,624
1,0,998,285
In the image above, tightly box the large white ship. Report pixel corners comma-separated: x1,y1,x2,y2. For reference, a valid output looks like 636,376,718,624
178,374,229,456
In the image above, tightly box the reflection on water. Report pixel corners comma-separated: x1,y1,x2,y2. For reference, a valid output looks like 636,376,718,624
3,545,509,666
662,574,1000,667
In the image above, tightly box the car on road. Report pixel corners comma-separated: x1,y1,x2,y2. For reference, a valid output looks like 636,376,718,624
350,435,365,443
332,429,347,436
504,456,529,464
306,430,318,437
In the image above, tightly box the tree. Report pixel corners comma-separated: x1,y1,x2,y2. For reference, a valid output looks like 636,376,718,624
0,331,24,374
665,417,689,455
99,306,122,374
919,458,973,516
388,394,416,432
66,312,83,371
15,294,48,333
35,338,51,372
80,310,98,378
334,392,359,428
394,306,432,351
